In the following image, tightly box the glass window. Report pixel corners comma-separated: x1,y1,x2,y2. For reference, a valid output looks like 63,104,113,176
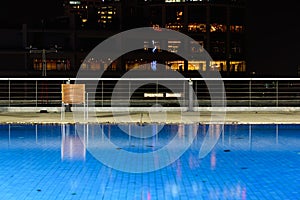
229,61,246,72
168,40,181,53
166,60,184,71
188,23,206,32
210,23,227,32
190,41,204,53
33,59,71,71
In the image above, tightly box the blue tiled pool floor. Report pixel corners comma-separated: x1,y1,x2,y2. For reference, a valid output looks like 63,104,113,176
0,124,299,200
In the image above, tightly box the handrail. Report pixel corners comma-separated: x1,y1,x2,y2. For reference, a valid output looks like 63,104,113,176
0,78,300,108
1,77,300,81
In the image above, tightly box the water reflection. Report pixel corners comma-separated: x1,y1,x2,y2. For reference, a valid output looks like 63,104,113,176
0,124,299,200
61,124,86,161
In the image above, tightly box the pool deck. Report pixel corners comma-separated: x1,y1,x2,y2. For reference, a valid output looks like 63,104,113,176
0,110,300,124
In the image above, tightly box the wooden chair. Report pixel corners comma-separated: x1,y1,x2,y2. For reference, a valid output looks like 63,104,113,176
61,84,86,120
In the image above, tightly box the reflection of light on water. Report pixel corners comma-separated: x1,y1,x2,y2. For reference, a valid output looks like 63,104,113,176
61,124,86,161
178,124,184,137
209,184,247,200
210,150,216,170
176,159,182,178
140,186,152,200
164,182,181,198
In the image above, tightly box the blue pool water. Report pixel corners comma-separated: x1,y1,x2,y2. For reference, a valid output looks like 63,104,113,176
0,123,299,200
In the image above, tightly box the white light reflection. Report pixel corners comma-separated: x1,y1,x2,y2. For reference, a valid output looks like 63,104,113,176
61,124,86,161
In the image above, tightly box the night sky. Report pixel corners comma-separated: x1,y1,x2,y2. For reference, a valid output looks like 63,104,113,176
246,1,300,76
1,0,300,77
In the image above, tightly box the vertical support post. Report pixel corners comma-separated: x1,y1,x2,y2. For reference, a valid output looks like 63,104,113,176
35,80,38,107
249,80,252,107
188,79,194,112
101,81,104,107
276,81,279,107
156,80,158,106
129,80,131,106
183,80,186,107
194,80,197,106
8,80,10,107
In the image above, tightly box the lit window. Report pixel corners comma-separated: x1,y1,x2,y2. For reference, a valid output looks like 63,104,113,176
229,61,246,72
166,61,184,71
190,41,204,53
188,61,206,71
230,25,244,32
188,23,206,33
144,41,149,50
165,22,183,31
69,1,81,5
165,0,186,2
210,23,227,32
210,61,227,71
168,40,181,53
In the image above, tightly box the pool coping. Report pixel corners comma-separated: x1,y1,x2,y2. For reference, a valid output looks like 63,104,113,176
1,110,300,125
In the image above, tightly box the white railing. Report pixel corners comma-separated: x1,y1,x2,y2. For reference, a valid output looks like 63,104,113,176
0,78,300,108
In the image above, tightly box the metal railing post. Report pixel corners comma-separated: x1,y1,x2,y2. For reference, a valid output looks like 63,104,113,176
276,80,278,107
249,80,252,107
35,80,38,107
101,81,103,107
183,80,186,107
194,80,197,106
129,80,131,106
188,79,193,112
156,80,158,106
8,80,10,107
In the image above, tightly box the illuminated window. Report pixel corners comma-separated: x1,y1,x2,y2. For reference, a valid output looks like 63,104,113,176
143,40,161,52
210,23,227,32
188,61,199,71
188,23,206,32
144,41,149,50
190,41,204,53
229,61,246,72
165,22,183,31
152,24,162,32
165,0,186,2
33,59,71,71
152,40,162,52
188,61,207,71
126,61,154,71
98,6,117,28
230,25,244,32
210,61,227,71
69,1,81,5
166,61,184,71
168,40,181,53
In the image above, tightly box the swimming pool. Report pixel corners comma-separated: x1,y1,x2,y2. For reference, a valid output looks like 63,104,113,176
0,123,299,200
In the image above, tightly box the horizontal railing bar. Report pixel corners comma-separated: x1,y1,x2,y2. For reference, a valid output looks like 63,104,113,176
1,77,300,81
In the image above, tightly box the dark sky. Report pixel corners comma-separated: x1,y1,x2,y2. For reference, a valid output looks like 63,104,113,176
246,1,300,76
0,0,300,76
0,0,64,27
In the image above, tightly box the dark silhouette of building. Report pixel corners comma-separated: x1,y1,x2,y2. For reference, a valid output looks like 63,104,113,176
0,0,246,77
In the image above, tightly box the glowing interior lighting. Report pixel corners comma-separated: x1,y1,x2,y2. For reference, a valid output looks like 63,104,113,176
69,1,81,5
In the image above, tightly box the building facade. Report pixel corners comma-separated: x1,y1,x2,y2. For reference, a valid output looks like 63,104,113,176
0,0,246,77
